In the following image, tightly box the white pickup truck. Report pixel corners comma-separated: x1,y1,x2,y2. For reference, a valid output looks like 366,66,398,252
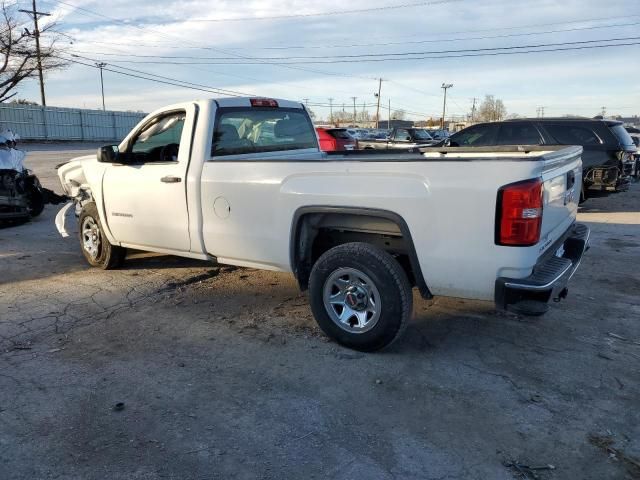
57,97,590,351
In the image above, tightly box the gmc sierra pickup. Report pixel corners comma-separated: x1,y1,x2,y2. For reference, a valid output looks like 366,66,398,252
56,97,590,351
357,127,438,150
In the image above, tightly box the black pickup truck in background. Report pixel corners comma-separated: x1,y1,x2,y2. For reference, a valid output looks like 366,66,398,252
358,127,438,150
443,118,637,199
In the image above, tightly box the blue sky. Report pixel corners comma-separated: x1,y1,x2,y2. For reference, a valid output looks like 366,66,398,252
12,0,640,120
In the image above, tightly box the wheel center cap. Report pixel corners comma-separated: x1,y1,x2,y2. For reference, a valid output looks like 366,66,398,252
345,286,367,311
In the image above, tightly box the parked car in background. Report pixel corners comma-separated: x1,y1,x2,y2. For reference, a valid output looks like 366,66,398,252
445,118,636,199
345,128,371,140
626,127,640,179
56,97,589,351
358,127,437,150
426,129,450,141
316,128,357,151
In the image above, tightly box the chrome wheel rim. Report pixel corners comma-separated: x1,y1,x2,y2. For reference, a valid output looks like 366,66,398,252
323,267,381,334
81,216,101,260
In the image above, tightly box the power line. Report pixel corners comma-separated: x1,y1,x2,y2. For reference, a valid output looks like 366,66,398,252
58,54,256,97
44,0,379,82
175,0,463,22
54,17,640,53
68,37,640,65
222,20,640,50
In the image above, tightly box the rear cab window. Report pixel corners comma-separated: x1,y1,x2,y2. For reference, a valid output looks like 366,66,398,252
211,107,317,158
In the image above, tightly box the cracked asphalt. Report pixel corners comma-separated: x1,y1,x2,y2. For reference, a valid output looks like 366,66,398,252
1,143,639,480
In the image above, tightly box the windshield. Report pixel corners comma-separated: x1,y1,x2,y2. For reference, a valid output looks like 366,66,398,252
412,129,433,140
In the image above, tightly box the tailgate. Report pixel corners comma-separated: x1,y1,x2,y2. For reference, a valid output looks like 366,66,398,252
539,146,583,249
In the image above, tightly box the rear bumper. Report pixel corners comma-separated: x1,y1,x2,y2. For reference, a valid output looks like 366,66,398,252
495,223,590,315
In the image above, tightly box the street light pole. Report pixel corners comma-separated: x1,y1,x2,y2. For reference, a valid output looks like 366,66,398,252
328,98,334,124
441,83,453,130
375,78,382,129
351,96,357,123
96,62,106,111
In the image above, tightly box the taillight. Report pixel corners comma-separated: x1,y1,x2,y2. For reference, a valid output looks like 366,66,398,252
250,98,278,107
496,178,543,246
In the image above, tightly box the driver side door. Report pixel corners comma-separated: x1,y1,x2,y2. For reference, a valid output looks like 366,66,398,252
102,107,193,252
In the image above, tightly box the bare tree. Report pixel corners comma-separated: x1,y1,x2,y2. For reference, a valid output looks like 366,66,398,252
0,2,67,103
475,95,507,122
391,109,406,120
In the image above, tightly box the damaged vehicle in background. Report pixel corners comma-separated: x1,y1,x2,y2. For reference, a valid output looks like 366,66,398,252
0,130,66,223
445,118,636,200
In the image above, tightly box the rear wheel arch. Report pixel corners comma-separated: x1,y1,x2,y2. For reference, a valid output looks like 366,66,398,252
289,206,431,299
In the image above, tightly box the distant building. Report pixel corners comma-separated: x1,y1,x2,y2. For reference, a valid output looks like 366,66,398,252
378,119,414,129
614,115,640,127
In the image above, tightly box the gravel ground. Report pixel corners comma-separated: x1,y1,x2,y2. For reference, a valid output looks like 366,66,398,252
1,143,639,480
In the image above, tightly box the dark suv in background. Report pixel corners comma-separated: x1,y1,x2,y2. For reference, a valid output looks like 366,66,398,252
446,118,637,198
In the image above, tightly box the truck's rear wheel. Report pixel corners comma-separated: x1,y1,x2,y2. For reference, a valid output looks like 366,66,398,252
79,203,126,269
308,242,413,351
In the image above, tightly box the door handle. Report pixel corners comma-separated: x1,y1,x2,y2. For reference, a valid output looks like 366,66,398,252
161,176,182,183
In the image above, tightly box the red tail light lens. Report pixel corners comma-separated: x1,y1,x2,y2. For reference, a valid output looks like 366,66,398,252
496,178,543,246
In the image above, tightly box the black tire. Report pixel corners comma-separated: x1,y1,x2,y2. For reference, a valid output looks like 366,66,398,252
308,242,413,352
78,202,126,269
27,188,45,217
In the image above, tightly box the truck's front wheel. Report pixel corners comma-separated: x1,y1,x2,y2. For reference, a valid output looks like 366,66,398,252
79,203,126,269
308,242,413,352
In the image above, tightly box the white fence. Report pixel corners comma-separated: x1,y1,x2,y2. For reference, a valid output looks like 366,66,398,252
0,104,147,142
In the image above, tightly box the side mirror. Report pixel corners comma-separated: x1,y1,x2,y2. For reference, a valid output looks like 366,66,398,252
444,138,451,147
97,145,119,163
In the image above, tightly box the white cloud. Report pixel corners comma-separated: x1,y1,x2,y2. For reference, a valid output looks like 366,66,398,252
14,0,640,119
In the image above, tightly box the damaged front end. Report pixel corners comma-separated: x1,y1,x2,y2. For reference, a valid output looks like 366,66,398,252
55,156,94,237
0,169,52,221
0,169,30,220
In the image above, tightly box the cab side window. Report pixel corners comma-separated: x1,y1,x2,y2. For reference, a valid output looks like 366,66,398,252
128,112,186,163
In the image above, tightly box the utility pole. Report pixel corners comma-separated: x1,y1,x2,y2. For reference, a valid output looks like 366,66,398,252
330,98,334,124
471,97,477,122
388,98,391,129
303,98,309,107
19,0,51,106
601,106,607,118
96,62,106,111
351,96,357,124
441,83,453,130
375,78,382,129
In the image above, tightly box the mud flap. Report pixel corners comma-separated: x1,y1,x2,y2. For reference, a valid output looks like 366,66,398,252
55,201,74,238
